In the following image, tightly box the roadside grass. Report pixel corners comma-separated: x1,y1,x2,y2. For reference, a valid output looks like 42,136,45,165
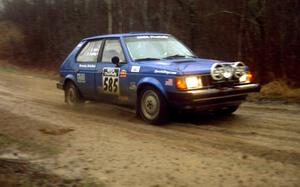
0,133,61,157
248,80,300,104
0,134,14,147
0,60,59,80
0,60,19,73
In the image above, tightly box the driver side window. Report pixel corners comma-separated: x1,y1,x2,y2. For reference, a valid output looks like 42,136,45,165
101,39,125,63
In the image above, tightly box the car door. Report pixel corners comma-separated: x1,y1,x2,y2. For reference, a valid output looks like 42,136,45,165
75,39,103,98
95,38,130,104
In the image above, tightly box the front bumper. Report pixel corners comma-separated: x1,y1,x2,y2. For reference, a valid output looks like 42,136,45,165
167,83,260,111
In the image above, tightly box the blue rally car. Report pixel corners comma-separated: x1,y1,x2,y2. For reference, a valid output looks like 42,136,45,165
57,32,260,124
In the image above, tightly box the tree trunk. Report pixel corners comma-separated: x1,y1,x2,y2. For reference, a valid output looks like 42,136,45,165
105,0,112,34
142,0,149,31
237,0,247,60
117,0,123,33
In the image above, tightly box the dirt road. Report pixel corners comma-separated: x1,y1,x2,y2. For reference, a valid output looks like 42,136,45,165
0,69,299,187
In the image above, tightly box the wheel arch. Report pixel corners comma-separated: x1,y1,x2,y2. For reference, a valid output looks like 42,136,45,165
63,75,84,100
137,77,167,99
63,74,77,90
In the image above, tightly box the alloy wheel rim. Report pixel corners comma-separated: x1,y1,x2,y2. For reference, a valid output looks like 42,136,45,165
141,90,160,120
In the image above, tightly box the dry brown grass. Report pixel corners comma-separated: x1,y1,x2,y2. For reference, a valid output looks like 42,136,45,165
248,80,300,103
0,60,59,80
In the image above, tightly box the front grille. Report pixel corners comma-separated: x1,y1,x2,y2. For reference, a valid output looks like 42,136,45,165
201,75,211,87
202,74,239,88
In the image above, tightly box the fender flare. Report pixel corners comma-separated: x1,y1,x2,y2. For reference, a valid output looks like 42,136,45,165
137,77,167,99
63,74,77,89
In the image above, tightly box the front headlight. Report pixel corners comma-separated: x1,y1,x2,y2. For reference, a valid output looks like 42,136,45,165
176,76,203,90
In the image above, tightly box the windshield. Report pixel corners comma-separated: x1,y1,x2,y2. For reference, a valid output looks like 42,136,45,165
124,35,196,61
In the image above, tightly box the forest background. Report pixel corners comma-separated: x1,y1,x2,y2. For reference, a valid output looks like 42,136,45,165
0,0,299,87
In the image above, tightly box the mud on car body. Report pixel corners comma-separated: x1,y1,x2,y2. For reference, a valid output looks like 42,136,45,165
57,32,260,124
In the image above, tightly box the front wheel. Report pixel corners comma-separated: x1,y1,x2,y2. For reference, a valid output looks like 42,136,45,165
137,87,168,125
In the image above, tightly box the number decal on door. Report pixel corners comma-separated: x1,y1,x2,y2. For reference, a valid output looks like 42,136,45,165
102,68,120,95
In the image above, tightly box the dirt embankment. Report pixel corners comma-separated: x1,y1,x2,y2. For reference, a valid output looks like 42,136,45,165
0,67,300,187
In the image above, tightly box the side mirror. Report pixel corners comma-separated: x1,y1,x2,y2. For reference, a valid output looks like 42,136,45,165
111,56,120,67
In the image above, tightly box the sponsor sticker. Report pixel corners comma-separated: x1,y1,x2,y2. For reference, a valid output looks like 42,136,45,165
154,69,177,75
103,68,119,77
131,66,140,73
137,36,169,39
79,64,96,68
165,79,173,86
77,73,86,83
120,70,127,78
129,82,137,90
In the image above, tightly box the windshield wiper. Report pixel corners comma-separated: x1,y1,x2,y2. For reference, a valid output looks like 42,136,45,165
163,54,197,59
134,58,161,61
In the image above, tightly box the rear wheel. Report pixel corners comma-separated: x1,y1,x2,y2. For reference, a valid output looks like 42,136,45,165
214,105,239,116
65,82,82,106
138,86,168,125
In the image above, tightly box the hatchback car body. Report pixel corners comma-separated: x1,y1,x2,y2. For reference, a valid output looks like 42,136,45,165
57,32,260,124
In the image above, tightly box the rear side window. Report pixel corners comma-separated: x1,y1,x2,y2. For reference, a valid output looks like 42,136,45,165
101,39,125,62
77,40,103,63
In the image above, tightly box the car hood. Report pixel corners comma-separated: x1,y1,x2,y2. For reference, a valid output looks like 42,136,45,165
138,58,224,75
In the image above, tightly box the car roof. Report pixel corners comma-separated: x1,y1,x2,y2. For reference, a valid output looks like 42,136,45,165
83,32,170,41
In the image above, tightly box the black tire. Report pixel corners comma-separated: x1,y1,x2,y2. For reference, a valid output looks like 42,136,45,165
64,82,82,106
137,86,169,125
214,105,239,116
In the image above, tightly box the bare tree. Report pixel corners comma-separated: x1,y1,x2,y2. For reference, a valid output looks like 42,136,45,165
0,0,299,85
105,0,112,34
